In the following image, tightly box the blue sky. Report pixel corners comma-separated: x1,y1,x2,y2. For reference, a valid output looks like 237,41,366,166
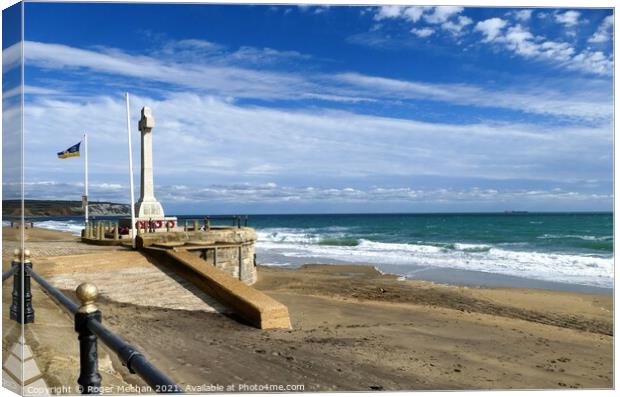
2,3,614,213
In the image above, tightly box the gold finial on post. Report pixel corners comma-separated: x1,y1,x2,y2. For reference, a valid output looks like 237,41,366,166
13,248,31,263
76,283,99,313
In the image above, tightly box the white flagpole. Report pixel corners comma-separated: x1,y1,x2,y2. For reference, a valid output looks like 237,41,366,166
83,132,89,226
126,93,136,248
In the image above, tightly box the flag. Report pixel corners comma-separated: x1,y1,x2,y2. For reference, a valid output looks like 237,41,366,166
57,142,80,159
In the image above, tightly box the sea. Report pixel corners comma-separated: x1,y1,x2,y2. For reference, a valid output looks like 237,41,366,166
8,212,613,293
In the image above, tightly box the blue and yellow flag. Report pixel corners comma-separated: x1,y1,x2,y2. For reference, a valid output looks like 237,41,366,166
57,142,80,159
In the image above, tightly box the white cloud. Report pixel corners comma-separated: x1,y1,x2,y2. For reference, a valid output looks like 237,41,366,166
475,18,508,42
374,6,427,23
503,24,539,56
374,6,405,21
2,42,21,72
22,41,612,119
441,15,473,35
411,27,434,38
554,10,581,27
512,9,533,22
371,6,471,36
365,8,612,77
334,72,612,121
492,25,612,76
402,6,426,23
21,92,612,196
13,179,612,207
423,6,464,24
589,15,613,43
24,41,316,101
569,49,614,75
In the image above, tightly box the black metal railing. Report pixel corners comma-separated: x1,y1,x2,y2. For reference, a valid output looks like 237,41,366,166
180,215,248,231
4,250,183,394
205,215,248,228
2,264,18,282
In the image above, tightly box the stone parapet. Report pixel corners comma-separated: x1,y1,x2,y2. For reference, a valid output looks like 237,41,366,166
136,227,257,285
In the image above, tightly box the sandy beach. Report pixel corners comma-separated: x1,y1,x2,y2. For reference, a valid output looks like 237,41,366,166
2,227,613,392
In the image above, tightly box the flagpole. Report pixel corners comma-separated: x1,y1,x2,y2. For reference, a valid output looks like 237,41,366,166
126,92,137,248
83,132,89,226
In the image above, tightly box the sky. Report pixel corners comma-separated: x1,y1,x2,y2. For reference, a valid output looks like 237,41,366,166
2,3,615,214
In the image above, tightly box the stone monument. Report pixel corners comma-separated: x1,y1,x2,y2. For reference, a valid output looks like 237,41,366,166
91,105,258,286
118,106,178,233
135,107,165,218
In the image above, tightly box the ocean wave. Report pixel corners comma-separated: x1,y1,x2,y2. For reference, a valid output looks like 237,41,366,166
258,229,319,244
256,230,613,288
451,243,492,252
538,234,612,241
36,220,84,236
318,237,359,247
19,220,613,288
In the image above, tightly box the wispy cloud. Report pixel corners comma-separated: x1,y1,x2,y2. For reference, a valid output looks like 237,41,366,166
13,179,612,209
2,42,21,72
508,9,533,22
589,15,614,43
423,6,464,24
23,41,612,121
477,23,612,76
367,8,613,76
373,5,469,35
554,10,581,27
333,72,611,121
25,41,316,101
411,27,434,38
475,18,508,42
22,92,612,194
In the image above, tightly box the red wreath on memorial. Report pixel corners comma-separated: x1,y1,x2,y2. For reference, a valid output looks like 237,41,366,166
166,220,176,228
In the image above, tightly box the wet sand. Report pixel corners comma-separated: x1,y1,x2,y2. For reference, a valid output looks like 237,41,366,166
2,227,613,392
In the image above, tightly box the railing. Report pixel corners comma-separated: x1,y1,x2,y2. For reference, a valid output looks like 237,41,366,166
84,216,249,240
2,264,19,282
205,215,248,229
182,215,248,231
4,249,183,394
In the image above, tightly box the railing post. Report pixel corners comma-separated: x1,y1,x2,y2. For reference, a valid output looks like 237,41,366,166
10,249,35,324
9,249,20,321
75,283,102,394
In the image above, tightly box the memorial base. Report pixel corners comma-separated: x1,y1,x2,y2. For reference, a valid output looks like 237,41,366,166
118,216,180,233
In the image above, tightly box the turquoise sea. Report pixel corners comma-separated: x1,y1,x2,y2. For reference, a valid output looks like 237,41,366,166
14,212,613,291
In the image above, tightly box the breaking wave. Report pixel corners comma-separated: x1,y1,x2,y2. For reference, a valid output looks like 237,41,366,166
256,228,613,288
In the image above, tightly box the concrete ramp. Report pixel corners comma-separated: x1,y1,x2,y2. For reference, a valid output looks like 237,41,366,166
149,249,291,330
35,252,229,313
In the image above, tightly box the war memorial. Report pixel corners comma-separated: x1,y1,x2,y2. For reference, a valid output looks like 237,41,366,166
86,107,260,286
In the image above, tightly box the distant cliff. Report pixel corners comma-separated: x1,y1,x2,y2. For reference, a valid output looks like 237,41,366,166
3,200,130,217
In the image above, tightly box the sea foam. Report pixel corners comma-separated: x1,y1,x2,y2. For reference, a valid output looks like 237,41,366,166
256,228,613,288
